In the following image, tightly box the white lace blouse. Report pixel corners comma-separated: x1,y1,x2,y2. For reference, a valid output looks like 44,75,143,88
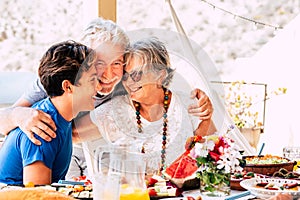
90,91,201,172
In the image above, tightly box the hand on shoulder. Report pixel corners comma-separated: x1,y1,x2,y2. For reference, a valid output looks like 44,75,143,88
12,106,56,145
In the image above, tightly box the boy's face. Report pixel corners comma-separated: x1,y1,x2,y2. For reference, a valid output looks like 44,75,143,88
91,41,125,95
73,66,99,112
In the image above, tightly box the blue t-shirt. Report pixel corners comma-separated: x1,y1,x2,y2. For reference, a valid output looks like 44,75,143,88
0,98,73,184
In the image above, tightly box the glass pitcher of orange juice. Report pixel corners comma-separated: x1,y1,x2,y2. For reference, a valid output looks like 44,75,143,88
94,144,150,200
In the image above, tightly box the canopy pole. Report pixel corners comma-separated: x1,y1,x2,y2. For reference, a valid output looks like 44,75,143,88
98,0,116,22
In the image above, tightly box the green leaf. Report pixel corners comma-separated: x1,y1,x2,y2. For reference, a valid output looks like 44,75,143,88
197,157,208,164
209,173,217,184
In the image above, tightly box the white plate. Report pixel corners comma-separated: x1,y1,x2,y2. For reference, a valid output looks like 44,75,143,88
240,178,300,199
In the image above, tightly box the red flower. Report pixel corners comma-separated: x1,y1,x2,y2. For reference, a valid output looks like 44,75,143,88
214,137,230,152
209,151,221,161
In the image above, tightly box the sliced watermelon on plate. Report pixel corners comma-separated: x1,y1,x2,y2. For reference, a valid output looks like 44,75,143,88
163,151,199,188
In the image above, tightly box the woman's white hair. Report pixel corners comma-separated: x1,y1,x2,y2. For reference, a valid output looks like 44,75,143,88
125,37,175,88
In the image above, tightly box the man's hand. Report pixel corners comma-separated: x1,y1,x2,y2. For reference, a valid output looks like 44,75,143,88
188,88,213,120
13,107,56,145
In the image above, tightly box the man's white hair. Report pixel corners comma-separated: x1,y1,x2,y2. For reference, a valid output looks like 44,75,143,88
81,17,129,49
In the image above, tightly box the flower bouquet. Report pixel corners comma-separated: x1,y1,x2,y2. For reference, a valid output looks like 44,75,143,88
187,126,245,197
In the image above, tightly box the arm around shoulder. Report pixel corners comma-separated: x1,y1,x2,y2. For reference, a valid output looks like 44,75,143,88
0,97,32,135
0,97,57,145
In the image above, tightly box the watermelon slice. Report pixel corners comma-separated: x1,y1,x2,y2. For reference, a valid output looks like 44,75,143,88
163,150,199,188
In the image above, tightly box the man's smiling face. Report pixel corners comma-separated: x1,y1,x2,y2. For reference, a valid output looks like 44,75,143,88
92,41,125,95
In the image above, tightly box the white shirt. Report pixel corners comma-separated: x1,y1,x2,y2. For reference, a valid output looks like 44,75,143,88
90,91,201,172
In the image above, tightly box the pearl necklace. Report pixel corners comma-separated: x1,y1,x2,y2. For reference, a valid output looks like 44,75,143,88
133,88,170,173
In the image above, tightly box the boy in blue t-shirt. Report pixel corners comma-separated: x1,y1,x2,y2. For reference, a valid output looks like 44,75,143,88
0,40,99,185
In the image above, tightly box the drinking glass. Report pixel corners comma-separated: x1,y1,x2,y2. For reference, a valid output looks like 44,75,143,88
283,146,300,172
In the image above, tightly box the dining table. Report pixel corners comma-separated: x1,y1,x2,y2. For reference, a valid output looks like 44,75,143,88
1,177,298,200
0,185,296,200
0,183,256,200
0,173,296,200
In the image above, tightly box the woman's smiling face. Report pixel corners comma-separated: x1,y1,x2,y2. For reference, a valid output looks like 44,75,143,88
123,56,162,103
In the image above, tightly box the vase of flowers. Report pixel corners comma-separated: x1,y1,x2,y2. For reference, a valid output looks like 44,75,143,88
188,126,245,197
198,162,231,196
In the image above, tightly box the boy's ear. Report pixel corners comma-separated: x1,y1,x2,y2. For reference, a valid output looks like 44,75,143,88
62,80,72,93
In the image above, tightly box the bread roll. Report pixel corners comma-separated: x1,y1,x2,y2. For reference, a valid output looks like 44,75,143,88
0,187,75,200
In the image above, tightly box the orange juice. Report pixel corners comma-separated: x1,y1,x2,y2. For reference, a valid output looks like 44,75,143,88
119,191,150,200
119,184,150,200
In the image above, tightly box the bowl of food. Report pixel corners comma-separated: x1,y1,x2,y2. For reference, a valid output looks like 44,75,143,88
243,155,296,176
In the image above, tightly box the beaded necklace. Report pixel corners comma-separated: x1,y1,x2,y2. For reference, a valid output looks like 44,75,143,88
133,88,170,173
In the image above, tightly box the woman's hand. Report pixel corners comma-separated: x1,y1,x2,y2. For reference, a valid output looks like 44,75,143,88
13,107,56,145
188,89,213,120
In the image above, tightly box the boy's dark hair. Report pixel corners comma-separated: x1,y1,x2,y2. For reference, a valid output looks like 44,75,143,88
38,40,95,97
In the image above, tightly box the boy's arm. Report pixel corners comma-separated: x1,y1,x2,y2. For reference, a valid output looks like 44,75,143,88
23,161,52,185
0,97,57,145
